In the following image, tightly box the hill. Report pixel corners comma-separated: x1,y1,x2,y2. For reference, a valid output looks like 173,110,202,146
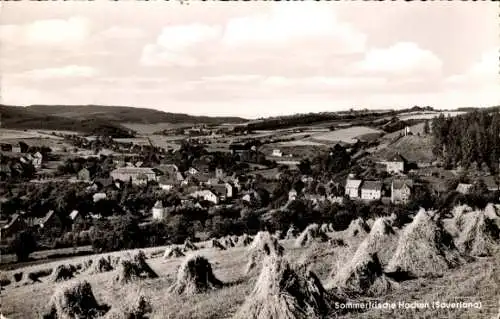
26,105,247,125
0,105,135,138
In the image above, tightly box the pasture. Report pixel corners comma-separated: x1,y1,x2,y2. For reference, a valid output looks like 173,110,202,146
311,126,383,144
2,207,499,319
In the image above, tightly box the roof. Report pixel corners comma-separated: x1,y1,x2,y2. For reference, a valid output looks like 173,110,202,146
456,183,473,193
361,180,383,191
392,179,414,190
3,214,21,229
111,167,156,175
38,210,56,225
345,179,362,189
211,184,227,196
386,153,407,163
69,210,80,220
153,200,163,208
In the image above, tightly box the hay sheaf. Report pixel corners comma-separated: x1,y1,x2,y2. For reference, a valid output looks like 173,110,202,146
320,223,329,234
211,239,227,250
88,257,114,274
42,280,109,319
455,210,499,257
104,293,152,319
163,246,185,259
245,231,285,276
356,217,398,266
346,218,370,237
386,209,464,278
51,264,77,282
234,256,340,319
330,248,397,296
115,251,158,284
274,230,283,240
222,236,236,248
182,239,198,252
168,254,223,296
285,225,300,240
295,224,329,248
236,234,253,247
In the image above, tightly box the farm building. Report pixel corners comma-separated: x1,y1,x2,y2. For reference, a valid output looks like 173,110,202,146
110,167,158,185
77,168,92,181
383,153,407,174
288,189,298,201
190,190,219,204
151,200,166,220
215,167,226,179
360,180,383,201
391,179,414,204
456,183,473,194
272,149,283,157
345,179,362,199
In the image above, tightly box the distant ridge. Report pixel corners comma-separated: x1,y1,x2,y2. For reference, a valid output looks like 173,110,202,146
26,105,248,125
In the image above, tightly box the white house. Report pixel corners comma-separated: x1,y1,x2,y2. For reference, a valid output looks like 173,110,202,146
384,154,407,174
345,179,362,199
152,200,166,220
93,192,107,203
391,179,413,204
187,167,199,175
32,152,43,169
288,189,298,201
360,181,382,201
272,149,283,157
190,190,219,204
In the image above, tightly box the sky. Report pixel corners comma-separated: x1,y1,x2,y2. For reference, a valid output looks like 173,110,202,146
0,1,498,119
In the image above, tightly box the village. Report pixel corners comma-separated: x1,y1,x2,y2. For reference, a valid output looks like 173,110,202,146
1,109,499,264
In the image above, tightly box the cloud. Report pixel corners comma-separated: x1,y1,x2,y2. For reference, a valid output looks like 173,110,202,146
355,42,443,77
0,17,90,46
14,65,99,80
222,3,366,54
140,44,199,67
100,26,146,39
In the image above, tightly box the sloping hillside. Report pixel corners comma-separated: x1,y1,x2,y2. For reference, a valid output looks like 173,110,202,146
375,134,436,163
0,105,135,137
26,105,247,125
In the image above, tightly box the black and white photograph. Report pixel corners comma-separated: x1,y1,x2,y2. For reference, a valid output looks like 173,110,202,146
0,1,499,318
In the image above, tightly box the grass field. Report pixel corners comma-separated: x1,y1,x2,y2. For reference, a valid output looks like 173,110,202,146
311,126,382,144
398,111,465,121
2,223,499,319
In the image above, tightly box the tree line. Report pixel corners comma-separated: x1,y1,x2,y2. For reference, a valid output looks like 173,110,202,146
432,111,500,173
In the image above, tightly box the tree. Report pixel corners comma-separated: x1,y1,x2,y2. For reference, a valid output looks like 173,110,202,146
423,120,430,135
10,231,37,262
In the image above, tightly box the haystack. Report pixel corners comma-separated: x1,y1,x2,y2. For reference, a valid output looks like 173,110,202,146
104,293,152,319
386,209,463,278
320,223,329,234
357,217,397,266
233,256,336,319
89,256,114,274
451,204,473,220
327,223,335,232
245,231,285,275
346,218,370,237
169,254,223,295
236,234,252,247
43,280,108,319
294,224,329,248
51,264,77,282
285,225,299,240
163,246,185,259
274,230,283,240
222,236,235,248
81,259,93,272
455,210,499,257
330,250,396,296
115,251,158,284
211,238,227,250
182,239,198,252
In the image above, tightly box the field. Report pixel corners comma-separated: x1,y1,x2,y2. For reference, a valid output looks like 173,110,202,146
311,126,383,144
3,213,499,319
120,123,194,135
398,111,465,121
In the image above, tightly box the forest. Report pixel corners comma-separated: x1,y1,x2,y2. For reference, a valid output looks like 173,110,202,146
431,110,500,173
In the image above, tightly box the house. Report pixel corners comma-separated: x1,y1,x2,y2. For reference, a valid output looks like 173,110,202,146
0,214,26,239
272,149,283,157
35,210,63,235
151,201,166,220
32,152,43,169
391,179,414,204
215,167,226,179
211,182,235,200
384,154,407,174
110,167,157,185
95,177,114,188
190,190,219,204
456,183,473,194
360,181,383,201
12,144,21,153
93,192,107,202
288,189,298,201
77,168,92,181
187,167,199,176
156,164,179,175
345,179,362,199
69,210,86,231
242,190,262,205
158,173,182,191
